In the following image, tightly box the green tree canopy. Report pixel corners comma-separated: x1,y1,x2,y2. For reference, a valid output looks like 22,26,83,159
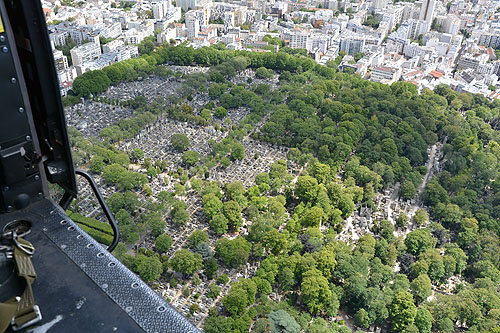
169,249,203,275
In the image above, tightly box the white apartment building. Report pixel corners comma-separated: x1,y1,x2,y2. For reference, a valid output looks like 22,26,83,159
53,49,69,72
113,45,139,62
152,1,171,20
340,36,365,55
185,12,200,40
49,31,69,47
290,32,309,49
100,22,122,39
479,33,500,48
157,28,178,43
102,39,125,53
70,40,101,66
418,0,436,26
443,15,460,36
370,66,402,83
457,53,489,70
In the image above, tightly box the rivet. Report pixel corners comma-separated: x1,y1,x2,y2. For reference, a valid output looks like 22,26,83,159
19,107,24,113
0,36,5,42
3,186,9,192
26,136,31,141
10,77,16,84
37,192,43,198
2,46,8,53
34,175,40,180
7,206,13,212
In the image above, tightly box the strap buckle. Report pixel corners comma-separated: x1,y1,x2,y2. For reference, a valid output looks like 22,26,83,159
11,305,42,331
13,235,35,256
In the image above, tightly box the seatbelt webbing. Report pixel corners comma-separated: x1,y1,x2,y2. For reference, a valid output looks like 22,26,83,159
11,238,38,330
0,299,18,332
0,236,40,332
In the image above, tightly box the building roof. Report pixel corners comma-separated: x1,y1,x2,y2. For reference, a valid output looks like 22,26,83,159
373,66,397,73
429,70,445,78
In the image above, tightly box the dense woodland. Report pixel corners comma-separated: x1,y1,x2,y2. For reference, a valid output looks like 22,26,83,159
66,42,500,333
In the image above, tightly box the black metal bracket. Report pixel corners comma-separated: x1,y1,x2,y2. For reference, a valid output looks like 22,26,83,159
59,170,119,252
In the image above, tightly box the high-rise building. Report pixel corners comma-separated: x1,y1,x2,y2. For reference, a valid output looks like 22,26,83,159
152,1,171,20
340,36,365,55
443,14,460,36
70,40,101,66
53,49,69,72
479,33,500,48
372,0,387,10
178,0,197,11
185,12,200,39
418,0,435,25
290,32,309,49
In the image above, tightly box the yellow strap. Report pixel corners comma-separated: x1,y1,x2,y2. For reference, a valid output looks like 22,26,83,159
12,241,38,329
0,298,18,332
0,237,39,332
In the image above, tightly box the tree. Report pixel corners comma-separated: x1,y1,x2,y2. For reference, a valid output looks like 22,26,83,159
301,268,332,315
169,249,203,275
414,209,428,226
214,106,228,118
225,181,245,202
194,242,213,261
405,229,434,256
414,308,432,333
207,283,221,299
255,67,274,79
204,315,233,333
223,200,242,231
277,267,295,291
102,164,127,184
392,274,410,293
444,243,467,275
389,291,417,332
400,180,417,200
222,279,256,316
263,229,288,255
155,234,173,253
215,237,251,268
231,143,245,160
410,274,432,304
268,310,300,333
130,148,144,162
188,230,209,249
204,257,218,280
182,150,199,166
90,157,105,174
436,318,454,333
170,200,190,225
171,134,190,152
396,212,409,228
210,214,229,235
302,206,324,227
354,308,371,328
423,181,448,206
134,254,162,282
203,193,223,220
192,273,201,286
295,176,319,202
